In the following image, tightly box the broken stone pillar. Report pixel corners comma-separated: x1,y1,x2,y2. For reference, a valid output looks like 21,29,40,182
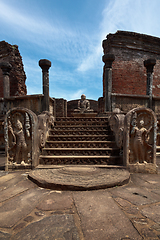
102,54,115,112
144,59,156,109
0,62,12,98
39,59,51,112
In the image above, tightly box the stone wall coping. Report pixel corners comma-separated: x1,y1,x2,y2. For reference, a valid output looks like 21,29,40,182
0,94,44,101
103,30,160,55
68,99,98,102
111,93,150,99
0,94,54,101
152,96,160,101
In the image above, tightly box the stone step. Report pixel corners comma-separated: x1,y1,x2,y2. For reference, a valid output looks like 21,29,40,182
45,141,117,148
39,116,120,165
48,135,115,141
52,125,109,131
39,155,121,165
156,146,160,157
156,146,160,151
56,117,109,121
50,130,110,136
42,148,120,156
55,118,108,126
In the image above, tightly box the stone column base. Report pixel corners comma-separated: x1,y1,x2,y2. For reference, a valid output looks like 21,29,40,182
127,163,158,174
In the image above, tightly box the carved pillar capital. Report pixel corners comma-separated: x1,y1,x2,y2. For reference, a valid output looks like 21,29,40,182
0,62,12,76
102,54,115,68
39,59,51,72
144,58,156,73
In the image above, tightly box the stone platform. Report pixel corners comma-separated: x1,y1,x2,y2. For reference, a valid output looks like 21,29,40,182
28,165,130,190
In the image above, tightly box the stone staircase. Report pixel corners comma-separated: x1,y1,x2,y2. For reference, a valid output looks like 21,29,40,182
39,117,122,165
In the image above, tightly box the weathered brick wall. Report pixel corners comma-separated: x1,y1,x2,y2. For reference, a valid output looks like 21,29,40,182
55,98,67,117
0,69,3,97
102,31,160,97
0,41,27,97
98,97,104,114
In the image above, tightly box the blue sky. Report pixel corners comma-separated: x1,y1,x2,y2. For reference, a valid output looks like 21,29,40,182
0,0,160,100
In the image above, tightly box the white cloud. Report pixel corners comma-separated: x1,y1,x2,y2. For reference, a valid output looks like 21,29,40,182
77,0,160,73
101,0,160,38
0,2,73,38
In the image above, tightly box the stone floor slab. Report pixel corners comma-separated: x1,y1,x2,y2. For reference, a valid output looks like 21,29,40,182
141,204,160,223
36,191,73,211
73,190,142,240
0,179,36,203
12,214,80,240
0,188,49,228
0,171,7,177
0,230,11,240
0,173,17,184
0,175,26,192
131,173,160,189
110,185,160,205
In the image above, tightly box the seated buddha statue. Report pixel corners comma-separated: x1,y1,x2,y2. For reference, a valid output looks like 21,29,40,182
74,94,94,114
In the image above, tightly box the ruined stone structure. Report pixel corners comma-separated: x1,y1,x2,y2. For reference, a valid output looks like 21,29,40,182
1,31,160,173
100,31,160,113
102,31,160,97
0,41,27,97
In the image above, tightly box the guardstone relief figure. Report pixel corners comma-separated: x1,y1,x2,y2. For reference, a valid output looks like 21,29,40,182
7,112,31,165
38,111,55,149
109,109,125,149
130,112,153,164
74,94,94,114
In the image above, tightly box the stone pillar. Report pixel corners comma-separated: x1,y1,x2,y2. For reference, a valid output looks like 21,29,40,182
39,59,51,112
0,62,12,98
102,54,115,112
144,58,156,109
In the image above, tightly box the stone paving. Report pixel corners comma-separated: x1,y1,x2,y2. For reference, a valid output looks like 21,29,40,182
0,164,160,239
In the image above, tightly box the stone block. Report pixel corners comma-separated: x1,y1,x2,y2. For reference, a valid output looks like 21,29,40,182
123,107,157,173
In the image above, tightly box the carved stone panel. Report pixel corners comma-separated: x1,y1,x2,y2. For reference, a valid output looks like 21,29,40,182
4,108,38,170
38,111,55,149
109,109,125,148
123,107,157,173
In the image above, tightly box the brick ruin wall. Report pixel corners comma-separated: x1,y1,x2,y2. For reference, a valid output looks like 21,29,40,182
102,31,160,97
0,41,27,97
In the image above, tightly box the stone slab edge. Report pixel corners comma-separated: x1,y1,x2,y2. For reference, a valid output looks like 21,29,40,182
28,171,130,191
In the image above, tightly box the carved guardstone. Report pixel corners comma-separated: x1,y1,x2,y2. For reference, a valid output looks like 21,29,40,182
109,108,125,149
123,107,157,173
38,111,55,149
4,108,39,170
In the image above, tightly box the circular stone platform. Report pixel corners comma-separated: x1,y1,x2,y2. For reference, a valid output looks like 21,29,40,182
28,166,130,190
